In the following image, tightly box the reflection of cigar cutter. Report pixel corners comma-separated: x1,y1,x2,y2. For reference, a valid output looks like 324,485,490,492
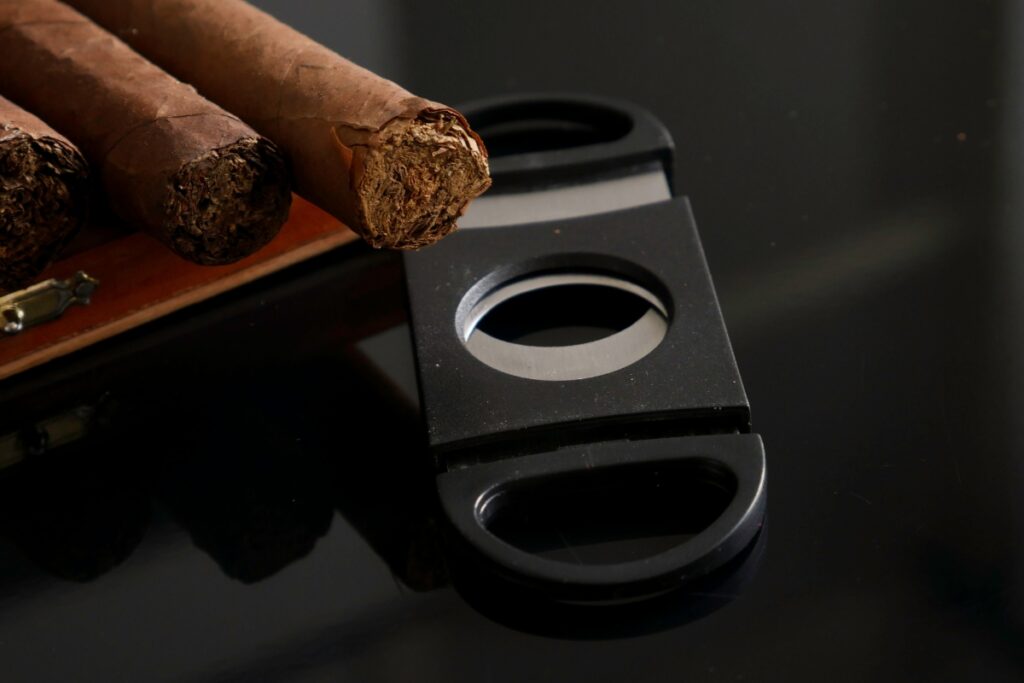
403,94,766,602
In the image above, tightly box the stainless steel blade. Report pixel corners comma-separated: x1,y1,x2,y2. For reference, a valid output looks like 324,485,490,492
459,164,671,229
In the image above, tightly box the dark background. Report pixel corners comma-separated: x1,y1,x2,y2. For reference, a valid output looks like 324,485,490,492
1,1,1021,680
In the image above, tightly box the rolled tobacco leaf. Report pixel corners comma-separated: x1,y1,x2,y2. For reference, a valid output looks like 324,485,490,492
0,95,89,293
0,0,292,265
67,0,492,250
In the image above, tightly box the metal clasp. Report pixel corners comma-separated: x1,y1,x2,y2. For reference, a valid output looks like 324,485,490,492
0,271,99,336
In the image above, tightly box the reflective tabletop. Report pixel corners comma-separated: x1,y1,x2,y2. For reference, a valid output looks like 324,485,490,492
2,1,1020,680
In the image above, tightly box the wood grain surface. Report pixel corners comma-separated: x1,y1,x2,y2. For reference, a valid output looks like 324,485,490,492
0,195,357,380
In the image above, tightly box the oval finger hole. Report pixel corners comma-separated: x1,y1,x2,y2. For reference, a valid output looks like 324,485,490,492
460,272,669,381
478,458,737,566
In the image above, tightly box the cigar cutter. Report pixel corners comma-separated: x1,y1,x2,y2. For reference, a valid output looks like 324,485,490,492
402,94,766,602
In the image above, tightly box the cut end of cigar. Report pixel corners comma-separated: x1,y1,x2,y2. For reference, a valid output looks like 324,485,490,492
164,136,292,266
358,112,491,250
0,130,89,293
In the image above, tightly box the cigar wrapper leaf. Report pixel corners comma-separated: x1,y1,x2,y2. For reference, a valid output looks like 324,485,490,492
67,0,492,250
0,95,90,294
0,0,292,265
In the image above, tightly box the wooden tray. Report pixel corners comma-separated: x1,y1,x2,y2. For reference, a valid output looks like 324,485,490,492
0,196,357,380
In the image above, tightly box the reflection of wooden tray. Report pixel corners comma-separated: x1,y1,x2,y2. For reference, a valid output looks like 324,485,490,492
0,196,357,381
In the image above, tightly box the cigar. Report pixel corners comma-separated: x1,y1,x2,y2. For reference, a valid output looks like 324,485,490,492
0,0,292,265
0,95,90,293
66,0,492,250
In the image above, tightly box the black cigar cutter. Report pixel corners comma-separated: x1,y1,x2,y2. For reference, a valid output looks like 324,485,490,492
403,94,766,602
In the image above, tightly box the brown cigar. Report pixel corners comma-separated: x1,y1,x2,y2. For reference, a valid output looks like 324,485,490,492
0,0,292,266
66,0,491,250
0,95,90,294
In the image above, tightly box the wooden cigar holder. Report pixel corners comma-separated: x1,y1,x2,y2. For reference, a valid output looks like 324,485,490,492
0,196,358,380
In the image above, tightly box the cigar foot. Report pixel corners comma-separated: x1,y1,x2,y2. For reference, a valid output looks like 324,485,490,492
358,113,491,250
165,137,292,266
1,132,89,293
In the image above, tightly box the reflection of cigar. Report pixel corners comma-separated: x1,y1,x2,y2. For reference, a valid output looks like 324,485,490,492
0,427,151,583
0,0,292,265
0,95,89,293
154,386,334,584
68,0,492,250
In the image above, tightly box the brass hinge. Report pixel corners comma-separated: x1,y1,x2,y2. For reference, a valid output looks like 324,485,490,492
1,271,98,336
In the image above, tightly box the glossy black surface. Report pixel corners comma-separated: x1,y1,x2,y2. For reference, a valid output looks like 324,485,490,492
1,1,1019,680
